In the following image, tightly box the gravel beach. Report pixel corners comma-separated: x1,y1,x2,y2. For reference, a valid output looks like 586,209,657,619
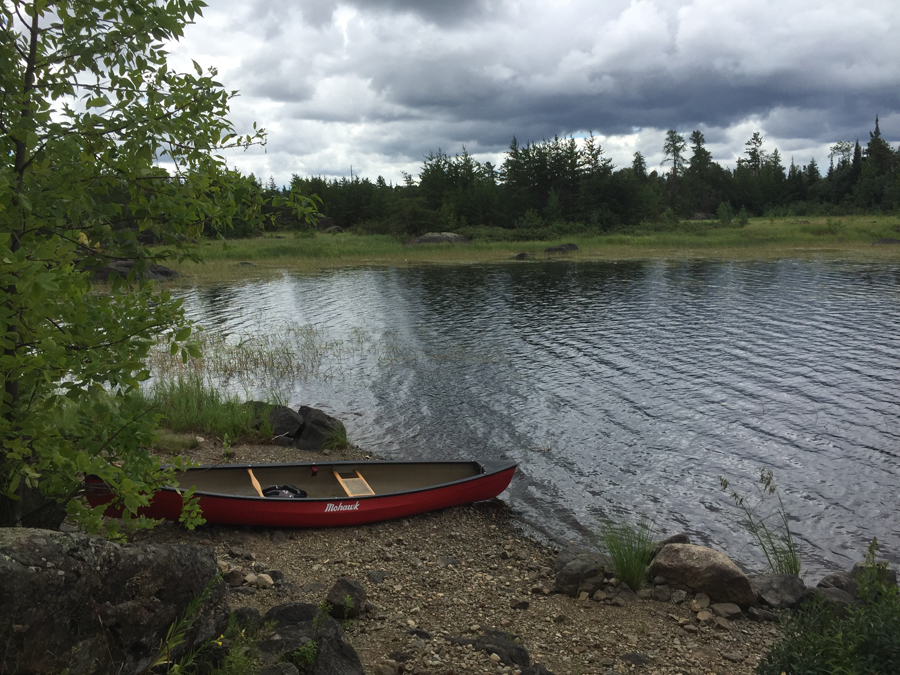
138,440,783,674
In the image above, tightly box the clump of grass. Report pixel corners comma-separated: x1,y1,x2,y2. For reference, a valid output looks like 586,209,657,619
321,425,350,453
597,516,655,591
134,374,272,442
757,538,900,675
719,469,801,575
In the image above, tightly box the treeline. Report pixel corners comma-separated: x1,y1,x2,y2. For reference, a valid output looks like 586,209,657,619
236,116,900,239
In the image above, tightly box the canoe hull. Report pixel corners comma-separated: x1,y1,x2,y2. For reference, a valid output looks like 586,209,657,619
85,460,516,527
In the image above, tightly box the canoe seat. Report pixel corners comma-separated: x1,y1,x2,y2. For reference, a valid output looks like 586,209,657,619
333,469,375,497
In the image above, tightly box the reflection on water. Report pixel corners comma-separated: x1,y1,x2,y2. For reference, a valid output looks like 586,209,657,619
177,260,900,578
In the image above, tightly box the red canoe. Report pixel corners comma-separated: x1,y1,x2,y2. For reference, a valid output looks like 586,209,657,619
85,459,517,527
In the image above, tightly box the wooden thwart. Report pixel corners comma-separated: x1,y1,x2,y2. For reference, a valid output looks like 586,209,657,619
333,469,375,497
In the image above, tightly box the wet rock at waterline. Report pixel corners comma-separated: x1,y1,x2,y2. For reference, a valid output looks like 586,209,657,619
0,528,227,675
243,402,347,452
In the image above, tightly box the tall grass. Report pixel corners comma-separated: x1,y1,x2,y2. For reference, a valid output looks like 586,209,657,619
719,469,802,575
597,516,655,591
133,374,273,441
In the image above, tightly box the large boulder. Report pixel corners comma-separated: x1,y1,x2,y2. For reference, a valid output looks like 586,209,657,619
242,403,346,452
296,406,346,452
750,573,808,610
647,544,757,607
405,232,470,245
0,529,227,675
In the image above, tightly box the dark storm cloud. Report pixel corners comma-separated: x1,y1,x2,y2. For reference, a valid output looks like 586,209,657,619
173,0,900,182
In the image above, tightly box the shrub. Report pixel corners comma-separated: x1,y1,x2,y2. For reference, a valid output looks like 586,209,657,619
757,539,900,675
597,516,655,591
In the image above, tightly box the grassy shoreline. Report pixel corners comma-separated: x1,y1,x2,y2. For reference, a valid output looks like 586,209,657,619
161,214,900,283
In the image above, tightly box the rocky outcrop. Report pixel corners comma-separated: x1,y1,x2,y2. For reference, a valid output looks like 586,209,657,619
553,549,608,596
0,529,227,675
405,232,471,245
259,602,364,675
647,544,757,607
243,402,347,452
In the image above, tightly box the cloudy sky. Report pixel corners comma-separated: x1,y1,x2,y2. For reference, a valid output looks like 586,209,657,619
168,0,900,186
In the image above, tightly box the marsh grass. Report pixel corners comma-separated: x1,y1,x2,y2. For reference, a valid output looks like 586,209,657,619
157,216,900,283
719,469,801,576
597,516,655,591
134,374,273,442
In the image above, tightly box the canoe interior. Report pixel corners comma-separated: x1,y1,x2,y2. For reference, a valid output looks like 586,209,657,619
172,461,485,498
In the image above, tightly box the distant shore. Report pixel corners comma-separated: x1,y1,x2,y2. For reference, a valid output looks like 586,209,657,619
161,214,900,283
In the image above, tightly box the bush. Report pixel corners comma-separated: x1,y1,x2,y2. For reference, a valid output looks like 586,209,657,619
757,539,900,675
717,201,734,225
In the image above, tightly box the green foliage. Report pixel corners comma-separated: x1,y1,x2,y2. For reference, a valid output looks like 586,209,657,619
151,575,222,673
597,516,655,591
286,640,318,672
757,539,900,675
736,206,750,226
0,1,317,533
719,470,801,575
322,426,350,453
717,202,734,225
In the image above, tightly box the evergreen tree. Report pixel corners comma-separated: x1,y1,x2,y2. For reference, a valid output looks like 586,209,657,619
663,130,687,176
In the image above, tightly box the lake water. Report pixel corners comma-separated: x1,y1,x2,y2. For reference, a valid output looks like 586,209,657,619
177,259,900,579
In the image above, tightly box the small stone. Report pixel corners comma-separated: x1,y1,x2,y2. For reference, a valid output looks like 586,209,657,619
682,624,699,633
243,572,258,586
696,610,713,622
637,589,654,600
711,602,742,619
652,585,672,602
722,652,745,663
591,590,607,602
670,589,688,604
255,573,274,589
694,592,710,608
713,616,733,631
510,599,530,610
578,591,589,601
223,569,244,586
553,613,568,623
490,653,502,663
748,606,779,623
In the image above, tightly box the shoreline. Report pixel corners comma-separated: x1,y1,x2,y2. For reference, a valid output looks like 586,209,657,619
139,439,785,674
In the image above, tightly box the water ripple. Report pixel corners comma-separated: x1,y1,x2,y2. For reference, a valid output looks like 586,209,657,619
176,260,900,579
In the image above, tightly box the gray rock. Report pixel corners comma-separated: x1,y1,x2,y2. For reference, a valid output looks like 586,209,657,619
296,406,346,452
366,570,388,584
231,607,262,633
817,570,857,597
264,602,321,628
650,533,691,561
711,602,742,619
553,553,607,597
0,528,226,675
802,586,855,609
327,578,367,620
243,402,304,445
653,585,672,602
647,544,757,607
474,630,530,668
747,606,779,622
621,652,651,666
750,573,808,609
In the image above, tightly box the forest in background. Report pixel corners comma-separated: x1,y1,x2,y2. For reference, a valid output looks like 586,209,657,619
228,116,900,241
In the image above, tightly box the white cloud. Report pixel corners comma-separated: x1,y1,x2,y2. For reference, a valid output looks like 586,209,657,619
166,0,900,185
